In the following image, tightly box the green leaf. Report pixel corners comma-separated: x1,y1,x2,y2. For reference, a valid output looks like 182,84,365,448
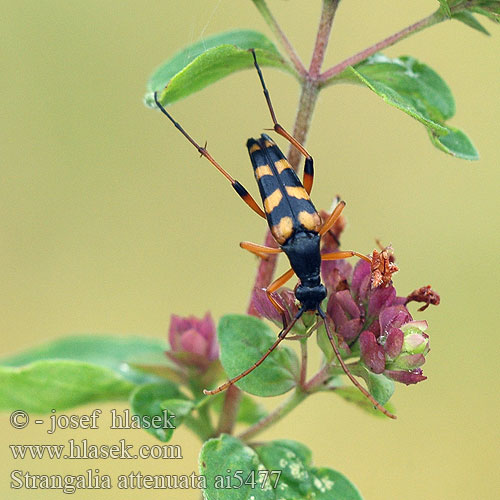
352,366,395,406
453,11,490,34
0,335,170,412
428,125,479,160
316,323,351,364
235,393,268,424
160,398,195,425
437,0,452,17
353,54,454,127
309,468,364,500
470,5,500,23
334,387,397,418
127,362,186,385
145,29,294,107
262,439,312,465
200,434,275,500
445,0,500,22
199,435,363,500
147,29,280,92
130,382,187,442
211,392,267,425
0,334,168,385
0,360,134,412
335,54,479,160
216,315,299,397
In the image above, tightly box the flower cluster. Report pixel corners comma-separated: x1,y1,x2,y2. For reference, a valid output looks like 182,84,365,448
254,256,435,384
251,209,439,385
327,257,434,384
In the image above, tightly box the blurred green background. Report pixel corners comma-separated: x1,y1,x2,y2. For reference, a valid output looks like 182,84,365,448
1,1,499,498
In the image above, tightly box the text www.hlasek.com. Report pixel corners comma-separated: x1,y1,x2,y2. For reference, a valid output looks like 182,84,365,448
10,439,182,460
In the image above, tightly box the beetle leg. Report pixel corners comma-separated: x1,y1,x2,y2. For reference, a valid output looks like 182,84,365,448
319,200,346,236
240,241,282,260
265,268,295,328
322,250,371,264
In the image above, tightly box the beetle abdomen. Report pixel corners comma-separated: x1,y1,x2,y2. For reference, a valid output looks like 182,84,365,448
246,134,321,244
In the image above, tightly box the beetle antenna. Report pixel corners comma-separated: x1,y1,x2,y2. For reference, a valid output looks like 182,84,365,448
317,308,397,419
204,308,305,395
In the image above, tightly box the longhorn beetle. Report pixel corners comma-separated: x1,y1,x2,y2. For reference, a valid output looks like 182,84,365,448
154,49,396,419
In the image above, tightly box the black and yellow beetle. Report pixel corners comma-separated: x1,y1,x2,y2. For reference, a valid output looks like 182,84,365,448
154,49,395,418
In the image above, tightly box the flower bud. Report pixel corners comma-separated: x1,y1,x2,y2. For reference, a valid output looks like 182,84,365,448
167,313,218,370
384,320,430,384
401,321,430,355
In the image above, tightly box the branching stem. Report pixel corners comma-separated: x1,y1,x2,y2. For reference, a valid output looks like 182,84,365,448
309,0,340,77
304,364,330,392
238,389,307,441
216,384,242,435
286,78,320,171
299,338,308,386
251,0,307,76
320,10,445,83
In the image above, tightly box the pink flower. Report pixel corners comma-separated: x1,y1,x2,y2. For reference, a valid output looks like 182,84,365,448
167,313,219,370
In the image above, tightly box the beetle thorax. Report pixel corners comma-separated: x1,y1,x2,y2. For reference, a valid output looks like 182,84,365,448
281,231,325,310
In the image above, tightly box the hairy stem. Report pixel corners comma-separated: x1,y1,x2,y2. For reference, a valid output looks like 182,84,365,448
299,339,308,386
309,0,341,77
320,10,445,82
251,0,307,76
216,384,242,436
238,389,308,441
286,78,320,171
247,230,280,317
304,364,330,392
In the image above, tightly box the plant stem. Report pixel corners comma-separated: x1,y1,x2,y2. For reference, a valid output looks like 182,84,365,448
286,77,320,171
247,230,280,317
238,389,308,441
251,0,307,77
309,0,341,77
304,364,330,392
304,362,366,393
320,10,445,82
299,338,308,386
216,384,242,435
